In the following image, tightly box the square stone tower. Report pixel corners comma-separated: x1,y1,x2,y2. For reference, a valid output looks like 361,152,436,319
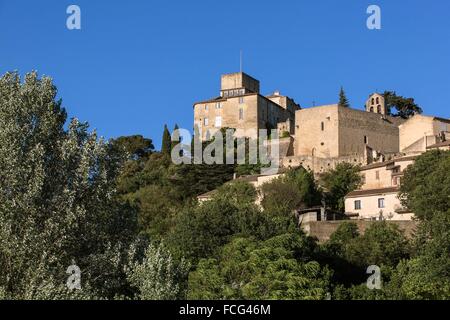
220,72,260,97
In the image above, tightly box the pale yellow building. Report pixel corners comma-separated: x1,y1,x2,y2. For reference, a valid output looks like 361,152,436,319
358,156,416,190
399,114,450,154
344,156,417,221
345,187,413,221
193,72,300,141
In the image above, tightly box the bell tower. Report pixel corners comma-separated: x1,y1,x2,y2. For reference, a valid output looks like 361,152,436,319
366,93,387,115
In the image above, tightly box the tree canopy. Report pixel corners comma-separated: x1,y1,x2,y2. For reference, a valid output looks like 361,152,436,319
399,150,450,220
383,91,423,118
320,163,362,212
338,87,350,108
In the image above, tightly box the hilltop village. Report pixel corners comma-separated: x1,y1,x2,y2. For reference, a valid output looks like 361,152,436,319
195,72,450,223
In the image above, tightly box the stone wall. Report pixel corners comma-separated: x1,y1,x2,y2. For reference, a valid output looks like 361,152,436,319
338,107,400,156
304,220,418,243
295,105,340,158
281,154,367,173
294,105,402,160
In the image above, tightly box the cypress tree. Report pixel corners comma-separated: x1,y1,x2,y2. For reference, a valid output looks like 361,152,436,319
338,86,350,108
161,124,171,156
171,124,180,152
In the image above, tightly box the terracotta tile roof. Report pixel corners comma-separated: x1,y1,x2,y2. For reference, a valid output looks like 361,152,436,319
427,140,450,149
360,155,417,171
346,186,400,198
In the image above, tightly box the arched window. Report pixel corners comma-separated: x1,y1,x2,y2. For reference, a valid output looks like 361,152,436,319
371,98,375,105
376,97,379,104
370,107,374,112
377,106,381,114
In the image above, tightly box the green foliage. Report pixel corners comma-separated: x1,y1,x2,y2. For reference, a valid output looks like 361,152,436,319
188,234,332,300
161,124,172,156
344,212,450,300
399,150,450,220
260,167,321,214
383,91,423,118
322,221,410,294
172,162,235,199
126,242,190,300
392,210,450,299
111,135,154,161
0,71,140,299
320,163,362,212
338,87,350,108
167,182,264,263
344,222,410,269
329,222,360,245
0,71,191,301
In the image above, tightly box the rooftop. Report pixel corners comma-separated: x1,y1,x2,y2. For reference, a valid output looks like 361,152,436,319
360,155,418,171
346,186,400,198
427,140,450,149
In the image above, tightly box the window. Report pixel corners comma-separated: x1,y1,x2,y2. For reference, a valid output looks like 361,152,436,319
364,136,368,144
376,97,379,104
215,102,223,109
239,89,245,95
223,91,228,98
375,171,380,180
239,108,244,120
354,200,362,210
361,173,366,184
378,198,385,208
321,122,324,131
370,107,374,112
371,98,375,105
205,104,208,111
239,97,244,104
215,116,222,127
204,118,209,126
377,106,381,113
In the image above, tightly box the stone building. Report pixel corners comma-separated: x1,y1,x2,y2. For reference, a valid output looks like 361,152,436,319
193,72,300,141
399,114,450,154
192,71,449,221
344,156,417,221
294,104,404,159
280,103,406,173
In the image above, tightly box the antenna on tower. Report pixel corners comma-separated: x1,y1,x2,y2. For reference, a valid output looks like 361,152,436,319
240,50,243,72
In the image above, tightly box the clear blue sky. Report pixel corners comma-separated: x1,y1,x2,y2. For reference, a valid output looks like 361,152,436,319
1,0,449,149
